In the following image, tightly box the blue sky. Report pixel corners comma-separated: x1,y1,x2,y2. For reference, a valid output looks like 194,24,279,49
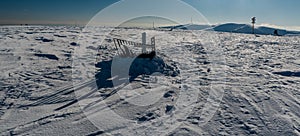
0,0,299,30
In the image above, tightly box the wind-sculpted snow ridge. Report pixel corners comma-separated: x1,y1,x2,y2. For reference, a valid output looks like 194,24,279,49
0,26,99,135
273,71,300,77
0,26,299,135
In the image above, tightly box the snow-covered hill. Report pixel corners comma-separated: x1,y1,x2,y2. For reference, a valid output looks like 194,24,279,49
161,23,300,36
213,23,289,35
160,24,211,30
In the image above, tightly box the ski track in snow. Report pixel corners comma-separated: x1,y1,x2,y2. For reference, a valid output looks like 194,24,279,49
0,26,299,135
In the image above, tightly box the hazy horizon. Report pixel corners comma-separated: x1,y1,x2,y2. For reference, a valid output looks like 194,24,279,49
1,0,300,31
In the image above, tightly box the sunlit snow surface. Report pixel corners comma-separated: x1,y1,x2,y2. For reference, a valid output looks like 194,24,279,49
0,26,300,135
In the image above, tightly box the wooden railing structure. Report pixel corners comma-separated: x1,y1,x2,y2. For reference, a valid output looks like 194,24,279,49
113,32,155,57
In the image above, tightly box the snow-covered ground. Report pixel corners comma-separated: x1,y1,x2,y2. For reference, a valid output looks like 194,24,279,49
0,26,299,135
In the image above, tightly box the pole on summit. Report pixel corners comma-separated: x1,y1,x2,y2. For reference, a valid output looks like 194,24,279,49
251,17,256,34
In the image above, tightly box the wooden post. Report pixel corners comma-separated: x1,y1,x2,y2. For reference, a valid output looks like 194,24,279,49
142,32,146,53
151,37,155,52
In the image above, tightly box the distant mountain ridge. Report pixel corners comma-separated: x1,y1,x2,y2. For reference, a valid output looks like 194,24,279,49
160,24,211,30
160,23,300,36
